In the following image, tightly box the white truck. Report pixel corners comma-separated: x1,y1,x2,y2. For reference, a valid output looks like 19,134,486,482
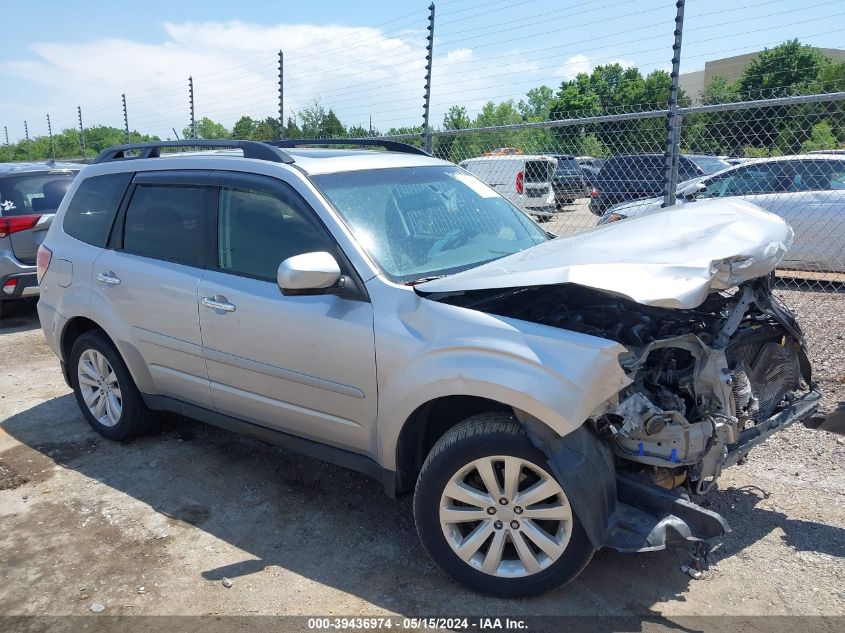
459,155,558,221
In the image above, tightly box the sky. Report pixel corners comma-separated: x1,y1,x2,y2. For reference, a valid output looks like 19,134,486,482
1,0,842,143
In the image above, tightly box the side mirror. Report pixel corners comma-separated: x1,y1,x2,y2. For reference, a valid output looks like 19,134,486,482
680,181,706,200
277,251,342,296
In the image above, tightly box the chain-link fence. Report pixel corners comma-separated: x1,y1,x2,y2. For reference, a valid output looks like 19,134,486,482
376,93,845,290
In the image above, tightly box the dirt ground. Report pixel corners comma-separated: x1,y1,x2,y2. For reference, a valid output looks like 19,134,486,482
0,281,843,623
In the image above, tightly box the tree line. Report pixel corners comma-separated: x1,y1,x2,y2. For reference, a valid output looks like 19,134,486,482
4,39,843,163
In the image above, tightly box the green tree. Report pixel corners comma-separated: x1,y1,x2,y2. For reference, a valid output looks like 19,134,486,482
299,99,327,137
800,120,837,152
284,116,302,138
251,117,281,140
183,116,230,140
322,109,345,137
232,116,257,139
517,86,554,120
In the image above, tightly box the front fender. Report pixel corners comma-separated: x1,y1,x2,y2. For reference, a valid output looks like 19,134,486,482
373,292,631,470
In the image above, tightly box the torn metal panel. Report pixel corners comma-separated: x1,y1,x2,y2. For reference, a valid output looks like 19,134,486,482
417,199,793,309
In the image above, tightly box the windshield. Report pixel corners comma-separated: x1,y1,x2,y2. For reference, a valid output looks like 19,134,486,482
555,157,581,172
312,166,548,283
687,156,730,175
0,172,77,217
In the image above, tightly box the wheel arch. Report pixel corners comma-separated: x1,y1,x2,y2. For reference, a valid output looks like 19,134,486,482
60,315,155,393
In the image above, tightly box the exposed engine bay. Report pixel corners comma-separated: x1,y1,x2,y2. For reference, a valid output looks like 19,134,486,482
434,275,819,495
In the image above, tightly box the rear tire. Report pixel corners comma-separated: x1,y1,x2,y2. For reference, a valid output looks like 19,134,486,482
69,330,154,441
414,413,595,597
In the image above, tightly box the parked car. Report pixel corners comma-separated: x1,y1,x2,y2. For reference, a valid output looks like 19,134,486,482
588,153,730,215
0,161,80,318
596,155,845,273
459,154,558,221
38,139,838,597
576,156,605,186
548,154,587,209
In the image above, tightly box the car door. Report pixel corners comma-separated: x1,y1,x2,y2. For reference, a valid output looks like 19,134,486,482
91,170,214,408
197,172,377,454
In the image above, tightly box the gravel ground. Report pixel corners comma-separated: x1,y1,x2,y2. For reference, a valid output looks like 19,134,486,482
0,280,843,623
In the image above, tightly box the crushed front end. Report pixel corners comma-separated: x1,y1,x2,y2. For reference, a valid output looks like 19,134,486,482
438,274,823,555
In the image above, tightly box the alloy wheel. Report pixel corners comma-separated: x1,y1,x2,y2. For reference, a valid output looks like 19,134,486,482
439,456,572,578
77,349,123,427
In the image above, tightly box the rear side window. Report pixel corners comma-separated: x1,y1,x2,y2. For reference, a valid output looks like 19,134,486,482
63,173,131,247
122,185,207,266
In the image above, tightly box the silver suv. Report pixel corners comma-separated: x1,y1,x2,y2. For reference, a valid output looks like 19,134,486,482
0,161,79,317
37,139,838,597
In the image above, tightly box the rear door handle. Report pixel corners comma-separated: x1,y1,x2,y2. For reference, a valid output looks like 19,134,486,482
97,272,121,285
201,296,236,313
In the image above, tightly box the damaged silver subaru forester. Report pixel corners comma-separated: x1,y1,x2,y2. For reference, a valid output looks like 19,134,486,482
37,139,841,597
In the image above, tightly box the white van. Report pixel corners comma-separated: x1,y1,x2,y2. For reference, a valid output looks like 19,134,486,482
459,155,558,221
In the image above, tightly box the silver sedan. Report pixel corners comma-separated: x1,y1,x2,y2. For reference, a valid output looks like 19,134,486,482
597,155,845,273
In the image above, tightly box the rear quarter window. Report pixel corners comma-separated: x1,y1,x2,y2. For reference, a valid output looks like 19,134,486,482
63,173,132,247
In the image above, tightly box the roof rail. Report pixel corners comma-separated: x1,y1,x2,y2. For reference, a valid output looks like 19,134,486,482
91,140,295,164
266,138,431,156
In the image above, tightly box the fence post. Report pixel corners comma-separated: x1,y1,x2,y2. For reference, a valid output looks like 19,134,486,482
662,0,685,208
4,126,10,161
46,114,55,160
278,50,285,139
122,94,130,144
188,76,196,139
422,3,435,153
24,120,32,160
77,106,86,157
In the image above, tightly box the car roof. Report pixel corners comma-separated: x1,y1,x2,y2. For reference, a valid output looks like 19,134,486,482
83,147,451,177
0,160,81,176
460,154,555,162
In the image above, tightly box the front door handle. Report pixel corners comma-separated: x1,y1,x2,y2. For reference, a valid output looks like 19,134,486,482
97,271,121,285
201,296,236,313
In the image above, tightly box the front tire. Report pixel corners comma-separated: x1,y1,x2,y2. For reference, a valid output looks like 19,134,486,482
70,330,153,441
414,414,595,597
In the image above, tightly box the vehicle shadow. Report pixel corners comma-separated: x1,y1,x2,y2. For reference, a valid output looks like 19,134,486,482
0,300,40,333
2,395,841,617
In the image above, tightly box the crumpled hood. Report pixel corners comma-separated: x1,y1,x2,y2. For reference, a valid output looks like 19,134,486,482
417,199,793,309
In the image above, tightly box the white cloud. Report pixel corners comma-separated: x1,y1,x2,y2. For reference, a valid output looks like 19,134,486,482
554,54,636,80
554,54,590,80
0,21,496,139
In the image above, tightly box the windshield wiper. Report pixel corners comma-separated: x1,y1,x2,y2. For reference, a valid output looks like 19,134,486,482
405,275,447,286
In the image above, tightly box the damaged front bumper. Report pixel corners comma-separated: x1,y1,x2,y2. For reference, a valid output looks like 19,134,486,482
527,387,824,555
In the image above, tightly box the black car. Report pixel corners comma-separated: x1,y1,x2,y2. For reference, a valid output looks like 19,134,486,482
549,154,587,209
588,153,729,215
576,156,606,187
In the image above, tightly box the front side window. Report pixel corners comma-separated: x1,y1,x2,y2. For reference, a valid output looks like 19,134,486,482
217,183,335,280
1,172,78,217
122,185,207,266
63,172,130,247
699,163,783,198
312,166,547,283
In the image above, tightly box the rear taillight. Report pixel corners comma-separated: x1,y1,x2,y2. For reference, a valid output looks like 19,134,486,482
590,187,599,199
36,244,52,283
2,279,17,295
516,170,524,195
0,214,41,238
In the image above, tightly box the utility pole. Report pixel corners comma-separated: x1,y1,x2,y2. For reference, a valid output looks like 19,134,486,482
122,94,130,144
24,120,32,160
662,0,685,208
188,76,196,139
46,114,56,160
77,106,86,156
4,126,10,161
278,50,285,139
422,3,435,154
